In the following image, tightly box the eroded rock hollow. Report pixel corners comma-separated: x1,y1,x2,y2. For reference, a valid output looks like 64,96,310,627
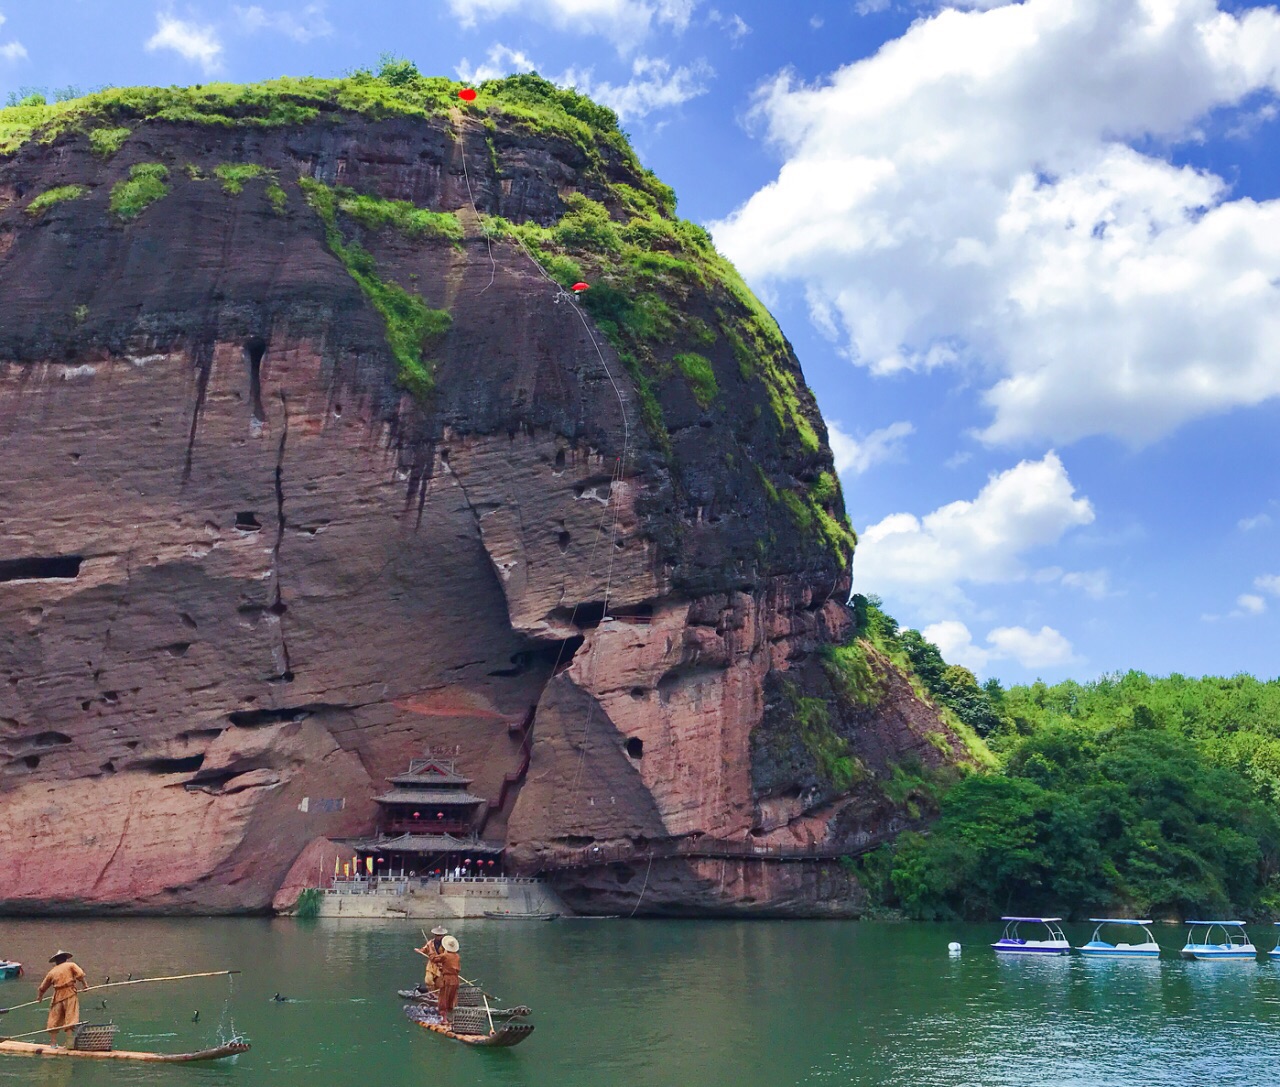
0,77,965,914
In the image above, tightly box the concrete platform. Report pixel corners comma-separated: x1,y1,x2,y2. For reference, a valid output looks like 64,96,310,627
312,877,568,919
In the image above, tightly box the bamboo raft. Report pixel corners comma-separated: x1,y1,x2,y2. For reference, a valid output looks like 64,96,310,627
0,1039,250,1062
403,1003,533,1048
397,988,531,1019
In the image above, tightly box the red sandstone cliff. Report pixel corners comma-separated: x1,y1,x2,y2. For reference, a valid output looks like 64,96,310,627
0,76,967,915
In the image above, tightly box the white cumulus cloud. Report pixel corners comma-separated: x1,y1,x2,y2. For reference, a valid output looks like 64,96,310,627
707,8,749,43
0,8,24,62
1235,593,1267,616
561,55,713,121
456,47,710,122
145,12,223,73
456,44,537,84
1239,512,1273,532
235,3,333,42
447,0,696,52
711,0,1280,449
1255,573,1280,596
827,419,913,475
854,451,1094,610
923,619,1078,673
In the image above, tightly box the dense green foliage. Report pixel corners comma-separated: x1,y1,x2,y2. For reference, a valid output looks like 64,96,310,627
673,352,718,406
293,887,323,919
333,187,462,243
109,162,169,221
214,162,266,194
25,184,87,215
300,177,451,397
87,126,130,157
851,598,1280,920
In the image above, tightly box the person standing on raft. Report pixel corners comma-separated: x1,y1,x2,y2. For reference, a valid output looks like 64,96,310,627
414,926,449,993
429,936,461,1026
36,950,87,1048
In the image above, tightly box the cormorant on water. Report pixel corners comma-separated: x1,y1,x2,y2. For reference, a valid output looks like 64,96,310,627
272,993,289,1003
192,1010,200,1023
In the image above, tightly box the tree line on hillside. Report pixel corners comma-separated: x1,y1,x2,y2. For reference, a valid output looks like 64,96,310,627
849,596,1280,921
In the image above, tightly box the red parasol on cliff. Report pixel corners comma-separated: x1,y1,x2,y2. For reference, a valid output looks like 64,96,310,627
458,88,477,102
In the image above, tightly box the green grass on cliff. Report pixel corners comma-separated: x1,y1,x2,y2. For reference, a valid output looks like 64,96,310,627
300,176,451,397
25,184,87,216
214,162,266,194
0,62,671,209
109,162,169,221
333,188,462,244
88,126,130,157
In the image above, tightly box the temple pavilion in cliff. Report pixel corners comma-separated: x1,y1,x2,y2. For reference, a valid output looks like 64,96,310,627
347,751,505,879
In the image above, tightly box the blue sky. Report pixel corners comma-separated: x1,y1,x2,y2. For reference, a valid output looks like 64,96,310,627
2,0,1277,686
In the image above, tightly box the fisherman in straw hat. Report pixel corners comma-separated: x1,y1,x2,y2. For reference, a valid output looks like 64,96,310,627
413,926,450,993
430,936,462,1027
36,951,87,1048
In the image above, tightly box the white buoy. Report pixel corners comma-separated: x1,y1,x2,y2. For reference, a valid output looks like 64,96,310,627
948,942,962,955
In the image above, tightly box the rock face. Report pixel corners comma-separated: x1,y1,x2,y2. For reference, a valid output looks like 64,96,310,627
0,77,966,915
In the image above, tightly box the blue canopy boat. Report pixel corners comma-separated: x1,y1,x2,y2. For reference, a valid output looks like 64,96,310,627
0,962,21,980
1269,923,1280,960
1179,921,1256,961
991,917,1070,955
1077,918,1160,957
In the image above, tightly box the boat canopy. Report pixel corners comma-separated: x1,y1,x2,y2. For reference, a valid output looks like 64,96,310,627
1000,916,1063,923
1186,920,1246,926
1088,918,1154,925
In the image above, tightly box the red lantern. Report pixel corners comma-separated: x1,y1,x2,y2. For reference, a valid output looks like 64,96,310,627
458,88,477,102
571,282,590,293
413,811,420,818
437,812,444,819
487,860,495,867
464,858,471,864
377,857,384,864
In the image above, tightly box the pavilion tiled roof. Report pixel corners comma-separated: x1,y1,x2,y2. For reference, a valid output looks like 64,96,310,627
348,832,504,855
373,788,486,806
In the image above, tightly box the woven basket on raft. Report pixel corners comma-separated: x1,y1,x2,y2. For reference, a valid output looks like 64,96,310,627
71,1023,118,1052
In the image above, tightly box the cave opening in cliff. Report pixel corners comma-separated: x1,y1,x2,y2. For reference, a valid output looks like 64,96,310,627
244,337,267,423
625,737,644,759
227,705,315,727
134,754,205,774
235,511,262,532
0,555,83,582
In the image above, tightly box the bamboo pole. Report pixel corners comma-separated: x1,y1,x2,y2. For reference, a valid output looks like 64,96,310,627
0,971,241,1016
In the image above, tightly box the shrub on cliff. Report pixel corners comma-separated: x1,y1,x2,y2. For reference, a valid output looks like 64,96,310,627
109,162,170,221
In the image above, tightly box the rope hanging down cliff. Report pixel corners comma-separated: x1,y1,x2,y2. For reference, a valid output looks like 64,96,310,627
455,110,636,813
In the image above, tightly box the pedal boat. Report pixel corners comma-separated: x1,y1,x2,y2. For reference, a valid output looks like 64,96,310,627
991,916,1070,955
0,962,22,980
1077,918,1161,957
1179,921,1256,961
1268,922,1280,960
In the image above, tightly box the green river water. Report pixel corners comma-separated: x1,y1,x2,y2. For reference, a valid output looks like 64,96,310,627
1,918,1278,1085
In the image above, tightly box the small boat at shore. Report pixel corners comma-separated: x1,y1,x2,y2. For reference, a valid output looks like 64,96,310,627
1180,921,1256,961
482,910,559,921
403,1003,533,1047
991,917,1070,955
0,962,22,981
0,1040,249,1063
1077,918,1161,957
